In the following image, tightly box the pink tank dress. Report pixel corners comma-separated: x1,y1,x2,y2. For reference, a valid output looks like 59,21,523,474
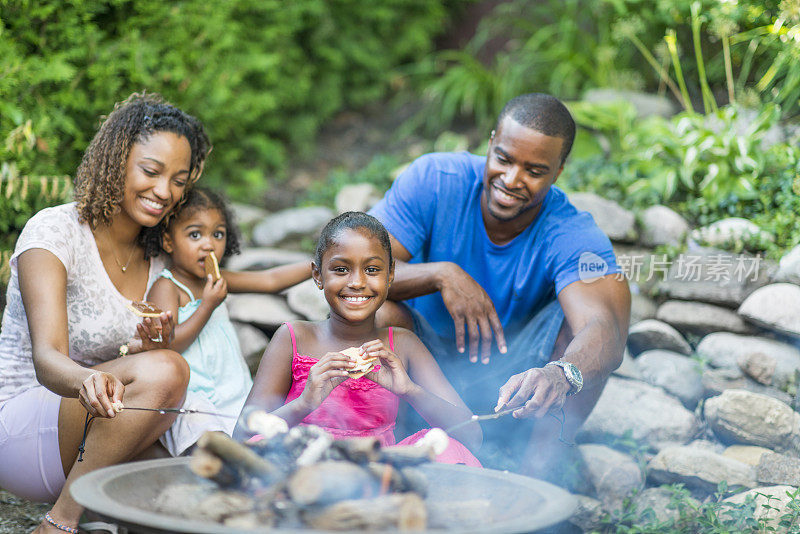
283,323,481,466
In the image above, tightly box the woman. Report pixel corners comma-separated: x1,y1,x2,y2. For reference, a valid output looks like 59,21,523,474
0,93,211,533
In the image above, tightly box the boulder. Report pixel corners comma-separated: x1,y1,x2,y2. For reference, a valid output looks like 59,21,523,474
613,244,661,295
569,192,637,243
630,293,658,324
701,368,794,405
723,445,774,467
568,495,604,532
704,390,800,454
286,279,329,321
638,205,690,247
757,452,800,486
775,244,800,285
334,183,383,214
582,88,678,118
656,300,752,336
630,486,699,524
232,321,269,376
578,444,644,509
636,350,705,408
613,349,642,380
252,206,334,247
647,446,757,492
738,283,800,338
578,377,700,450
627,320,691,356
690,218,774,249
229,202,269,230
226,294,300,331
224,248,311,272
737,352,776,386
724,485,800,530
658,249,773,307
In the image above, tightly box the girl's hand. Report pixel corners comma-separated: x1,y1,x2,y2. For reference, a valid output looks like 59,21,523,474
79,371,125,418
130,312,175,353
298,352,355,411
361,340,416,397
201,274,227,309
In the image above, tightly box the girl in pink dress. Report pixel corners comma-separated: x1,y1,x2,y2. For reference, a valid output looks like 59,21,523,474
240,212,481,465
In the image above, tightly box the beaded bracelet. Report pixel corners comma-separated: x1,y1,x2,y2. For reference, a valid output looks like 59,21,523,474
44,512,79,534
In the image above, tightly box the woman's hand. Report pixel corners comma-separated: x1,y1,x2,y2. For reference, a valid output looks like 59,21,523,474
298,352,354,411
201,274,227,309
130,311,175,353
79,371,125,418
361,340,417,397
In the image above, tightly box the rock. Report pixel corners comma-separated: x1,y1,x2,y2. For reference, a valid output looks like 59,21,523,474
613,244,661,295
251,206,334,247
582,88,678,118
658,249,773,307
704,390,800,454
578,444,644,509
232,321,269,376
286,279,329,321
224,248,311,272
638,205,690,247
568,495,604,532
775,244,800,285
226,294,300,331
757,452,800,486
737,352,776,386
636,350,705,408
569,192,638,243
724,485,800,530
630,293,657,324
229,202,269,230
631,486,699,524
739,283,800,338
627,320,691,356
613,349,642,380
647,446,757,492
334,183,383,214
656,300,752,336
701,368,794,405
695,332,800,388
686,439,726,454
578,377,700,450
723,445,774,466
690,218,774,249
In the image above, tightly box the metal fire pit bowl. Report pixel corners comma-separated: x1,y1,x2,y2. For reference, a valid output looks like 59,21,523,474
71,457,576,534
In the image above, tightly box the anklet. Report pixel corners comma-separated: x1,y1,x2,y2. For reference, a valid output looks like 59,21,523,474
44,512,79,534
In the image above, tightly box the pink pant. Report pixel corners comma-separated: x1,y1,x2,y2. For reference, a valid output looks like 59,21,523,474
0,386,65,502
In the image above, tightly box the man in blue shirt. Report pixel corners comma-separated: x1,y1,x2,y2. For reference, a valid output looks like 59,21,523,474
370,93,630,477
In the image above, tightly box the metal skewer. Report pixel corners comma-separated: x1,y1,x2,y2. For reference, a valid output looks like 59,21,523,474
444,406,517,433
119,406,239,418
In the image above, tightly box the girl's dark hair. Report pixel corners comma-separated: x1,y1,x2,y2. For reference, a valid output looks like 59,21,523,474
314,212,393,267
142,187,241,259
73,92,212,230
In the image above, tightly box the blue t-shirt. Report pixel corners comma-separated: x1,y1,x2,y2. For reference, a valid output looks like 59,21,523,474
369,152,619,341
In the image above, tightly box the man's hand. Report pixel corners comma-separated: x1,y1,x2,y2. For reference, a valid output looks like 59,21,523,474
494,364,571,418
439,263,507,364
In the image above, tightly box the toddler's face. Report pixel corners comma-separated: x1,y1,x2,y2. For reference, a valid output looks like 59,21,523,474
163,208,227,280
314,228,394,324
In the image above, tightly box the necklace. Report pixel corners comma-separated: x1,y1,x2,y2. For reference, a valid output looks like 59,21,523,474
103,227,137,273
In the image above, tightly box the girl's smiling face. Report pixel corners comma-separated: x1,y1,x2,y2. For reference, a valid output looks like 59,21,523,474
162,207,227,281
312,228,394,324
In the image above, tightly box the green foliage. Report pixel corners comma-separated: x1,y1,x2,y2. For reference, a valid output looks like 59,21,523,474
301,153,403,208
0,0,450,199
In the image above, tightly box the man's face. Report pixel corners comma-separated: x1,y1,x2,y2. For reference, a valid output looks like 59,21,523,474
482,116,565,227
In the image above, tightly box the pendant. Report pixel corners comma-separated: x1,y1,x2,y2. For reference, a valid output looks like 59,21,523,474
121,266,127,273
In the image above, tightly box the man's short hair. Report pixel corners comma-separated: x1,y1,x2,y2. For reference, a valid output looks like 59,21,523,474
496,93,576,165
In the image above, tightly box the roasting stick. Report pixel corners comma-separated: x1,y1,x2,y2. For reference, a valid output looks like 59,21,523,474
443,406,517,434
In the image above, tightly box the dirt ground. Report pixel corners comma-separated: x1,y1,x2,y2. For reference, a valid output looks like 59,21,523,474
1,490,47,534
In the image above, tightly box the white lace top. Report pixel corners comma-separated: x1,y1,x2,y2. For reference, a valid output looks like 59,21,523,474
0,203,166,403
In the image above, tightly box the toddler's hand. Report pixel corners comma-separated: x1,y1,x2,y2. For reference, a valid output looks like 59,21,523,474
202,274,227,308
298,351,355,411
361,340,415,396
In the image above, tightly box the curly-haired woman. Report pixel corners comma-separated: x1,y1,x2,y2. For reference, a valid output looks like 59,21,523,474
0,93,213,533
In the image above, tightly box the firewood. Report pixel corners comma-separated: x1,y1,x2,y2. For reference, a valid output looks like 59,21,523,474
427,499,492,529
303,493,427,531
379,445,435,466
189,448,240,487
399,467,429,497
331,437,381,464
197,431,280,481
286,461,378,506
295,432,333,466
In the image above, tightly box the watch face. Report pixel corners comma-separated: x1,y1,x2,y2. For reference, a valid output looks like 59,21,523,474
565,363,583,388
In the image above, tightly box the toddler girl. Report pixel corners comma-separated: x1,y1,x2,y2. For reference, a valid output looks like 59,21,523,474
147,187,309,450
239,212,481,464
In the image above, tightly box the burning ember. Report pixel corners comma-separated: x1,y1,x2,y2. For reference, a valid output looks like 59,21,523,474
155,412,485,531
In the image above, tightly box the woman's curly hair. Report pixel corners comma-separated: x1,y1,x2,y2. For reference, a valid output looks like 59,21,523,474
141,187,242,260
73,92,212,231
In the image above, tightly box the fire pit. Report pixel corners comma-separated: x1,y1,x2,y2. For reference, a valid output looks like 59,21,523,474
71,457,576,533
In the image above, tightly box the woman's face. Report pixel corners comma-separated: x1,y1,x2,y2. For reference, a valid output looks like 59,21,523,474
119,131,192,227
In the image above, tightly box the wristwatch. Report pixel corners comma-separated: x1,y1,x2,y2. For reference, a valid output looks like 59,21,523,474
545,360,583,395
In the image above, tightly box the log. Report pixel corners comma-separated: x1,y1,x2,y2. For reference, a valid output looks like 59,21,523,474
197,431,280,481
303,493,427,531
287,461,378,506
189,448,240,487
379,445,435,466
331,437,381,464
427,499,492,529
399,467,429,497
